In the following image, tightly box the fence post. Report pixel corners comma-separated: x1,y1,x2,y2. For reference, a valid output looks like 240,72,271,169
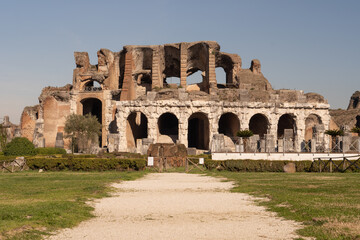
330,160,333,173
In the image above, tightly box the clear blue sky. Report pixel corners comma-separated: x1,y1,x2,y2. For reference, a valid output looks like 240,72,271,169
1,0,359,124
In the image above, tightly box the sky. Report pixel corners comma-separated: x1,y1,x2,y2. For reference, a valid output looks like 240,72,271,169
0,0,359,124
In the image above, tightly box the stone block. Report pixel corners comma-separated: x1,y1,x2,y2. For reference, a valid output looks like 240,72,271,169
283,162,296,173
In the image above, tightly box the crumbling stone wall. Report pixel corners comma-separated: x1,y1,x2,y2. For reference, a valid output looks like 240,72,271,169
20,41,332,153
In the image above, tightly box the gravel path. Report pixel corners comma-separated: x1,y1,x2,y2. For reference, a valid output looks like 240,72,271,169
48,173,301,240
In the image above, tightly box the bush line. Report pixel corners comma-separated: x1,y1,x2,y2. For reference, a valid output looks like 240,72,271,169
204,159,360,172
27,158,146,171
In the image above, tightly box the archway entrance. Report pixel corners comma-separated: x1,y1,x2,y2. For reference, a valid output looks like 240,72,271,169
218,113,240,138
277,114,296,139
126,112,148,149
158,113,179,143
81,98,102,146
188,112,209,150
305,114,322,141
249,114,269,138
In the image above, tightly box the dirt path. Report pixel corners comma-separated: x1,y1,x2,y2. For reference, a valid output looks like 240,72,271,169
48,173,301,240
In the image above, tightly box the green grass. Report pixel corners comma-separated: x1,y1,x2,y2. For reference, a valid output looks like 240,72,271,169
207,171,360,240
1,168,359,240
0,171,146,240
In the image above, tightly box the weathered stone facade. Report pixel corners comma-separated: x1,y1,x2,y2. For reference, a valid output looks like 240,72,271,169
20,41,331,153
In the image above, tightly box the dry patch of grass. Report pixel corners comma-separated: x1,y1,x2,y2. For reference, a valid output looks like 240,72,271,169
322,217,360,239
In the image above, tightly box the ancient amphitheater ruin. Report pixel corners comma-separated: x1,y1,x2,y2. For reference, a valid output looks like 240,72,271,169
19,41,334,154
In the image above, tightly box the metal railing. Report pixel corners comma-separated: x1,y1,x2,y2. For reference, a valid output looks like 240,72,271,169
84,86,102,92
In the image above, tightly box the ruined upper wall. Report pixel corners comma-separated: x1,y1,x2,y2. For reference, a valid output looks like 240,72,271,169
72,41,275,99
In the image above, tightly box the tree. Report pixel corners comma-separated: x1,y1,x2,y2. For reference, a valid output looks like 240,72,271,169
0,124,7,151
64,114,102,153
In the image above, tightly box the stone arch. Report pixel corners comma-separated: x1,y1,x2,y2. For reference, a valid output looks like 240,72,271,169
277,114,296,139
158,112,179,143
218,112,240,138
188,112,210,150
249,113,269,138
215,53,235,87
126,112,148,149
305,114,323,141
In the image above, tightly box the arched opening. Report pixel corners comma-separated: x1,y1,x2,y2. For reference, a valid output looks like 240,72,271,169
109,109,118,134
187,43,209,93
133,47,153,92
305,114,322,141
215,53,236,88
158,113,179,143
163,46,181,88
126,112,148,148
277,114,296,139
249,114,269,138
218,113,240,138
188,112,209,150
81,98,102,146
216,67,227,88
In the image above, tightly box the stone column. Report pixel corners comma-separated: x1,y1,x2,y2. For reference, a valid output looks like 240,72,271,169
147,116,158,144
295,115,305,152
151,46,163,89
208,48,217,92
116,108,127,152
180,43,188,87
178,117,188,148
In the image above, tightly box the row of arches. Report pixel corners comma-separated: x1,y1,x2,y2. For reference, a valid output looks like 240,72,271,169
79,97,324,150
126,111,324,150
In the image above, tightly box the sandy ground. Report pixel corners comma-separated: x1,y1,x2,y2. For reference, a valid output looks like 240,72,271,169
48,173,301,240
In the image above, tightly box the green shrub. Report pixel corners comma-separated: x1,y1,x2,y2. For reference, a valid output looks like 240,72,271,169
35,147,67,155
325,129,344,137
4,137,36,156
236,129,254,138
205,159,316,172
0,151,3,156
26,157,147,171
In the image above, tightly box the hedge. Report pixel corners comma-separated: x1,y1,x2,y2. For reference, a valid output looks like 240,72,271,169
204,159,360,172
3,137,36,156
35,147,67,155
26,158,146,171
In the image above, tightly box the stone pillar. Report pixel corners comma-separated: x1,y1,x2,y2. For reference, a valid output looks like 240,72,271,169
311,138,316,153
260,139,266,152
178,118,188,148
151,46,163,89
116,109,127,152
265,134,275,152
147,116,158,144
120,52,136,101
180,43,188,87
208,48,217,92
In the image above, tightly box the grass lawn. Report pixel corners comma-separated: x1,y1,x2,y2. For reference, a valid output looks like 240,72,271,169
208,171,360,240
0,171,146,240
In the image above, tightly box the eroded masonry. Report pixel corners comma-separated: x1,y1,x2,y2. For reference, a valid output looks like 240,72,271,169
21,41,332,153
